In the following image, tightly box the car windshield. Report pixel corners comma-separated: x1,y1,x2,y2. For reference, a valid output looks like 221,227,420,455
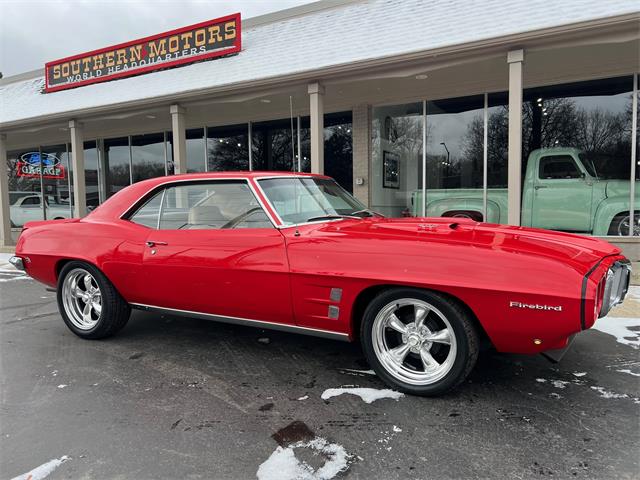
258,177,370,225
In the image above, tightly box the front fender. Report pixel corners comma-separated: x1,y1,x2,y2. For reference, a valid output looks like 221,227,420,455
592,197,629,236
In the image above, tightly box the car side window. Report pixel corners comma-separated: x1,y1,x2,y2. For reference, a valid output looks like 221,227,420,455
539,155,581,180
129,190,164,228
22,196,40,206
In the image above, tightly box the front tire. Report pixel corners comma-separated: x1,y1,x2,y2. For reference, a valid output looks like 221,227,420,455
57,261,130,339
360,288,479,396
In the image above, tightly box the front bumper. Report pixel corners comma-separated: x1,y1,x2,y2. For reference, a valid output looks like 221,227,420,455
8,256,25,271
599,259,631,318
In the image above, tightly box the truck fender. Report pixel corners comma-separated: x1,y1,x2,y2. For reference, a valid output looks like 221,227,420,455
425,197,501,223
592,196,630,235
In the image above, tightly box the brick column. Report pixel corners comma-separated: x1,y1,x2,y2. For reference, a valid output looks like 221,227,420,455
352,104,371,206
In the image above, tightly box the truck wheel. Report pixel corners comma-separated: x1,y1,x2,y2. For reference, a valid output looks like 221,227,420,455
360,288,479,396
608,213,640,236
57,261,130,339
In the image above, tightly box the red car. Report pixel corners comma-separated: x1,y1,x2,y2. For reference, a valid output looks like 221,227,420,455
10,172,631,396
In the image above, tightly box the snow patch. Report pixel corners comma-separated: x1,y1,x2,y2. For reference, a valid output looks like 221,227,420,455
592,316,640,349
551,380,570,389
338,368,376,376
57,384,67,389
297,395,309,401
392,425,402,433
616,369,640,377
572,372,587,377
590,386,628,399
321,387,404,404
535,378,547,383
549,393,563,399
256,437,351,480
10,455,69,480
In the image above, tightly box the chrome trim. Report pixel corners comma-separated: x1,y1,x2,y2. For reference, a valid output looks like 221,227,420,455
119,177,279,229
130,303,350,342
599,260,631,318
9,256,25,271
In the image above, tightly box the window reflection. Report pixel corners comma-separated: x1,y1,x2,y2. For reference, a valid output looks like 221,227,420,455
84,141,100,208
104,137,130,198
206,124,249,171
131,133,166,182
252,118,297,171
186,128,205,173
522,76,635,236
371,103,423,217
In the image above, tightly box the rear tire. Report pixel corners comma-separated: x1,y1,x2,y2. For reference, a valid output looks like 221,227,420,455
360,288,479,396
57,261,130,339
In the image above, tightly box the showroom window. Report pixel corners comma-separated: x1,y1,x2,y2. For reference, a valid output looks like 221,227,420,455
104,137,131,198
372,94,510,221
521,75,637,236
6,145,73,226
207,124,250,171
131,133,167,182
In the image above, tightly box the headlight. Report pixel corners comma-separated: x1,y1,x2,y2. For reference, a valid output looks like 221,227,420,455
598,260,631,318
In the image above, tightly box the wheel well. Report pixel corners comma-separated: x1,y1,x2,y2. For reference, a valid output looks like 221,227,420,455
442,210,483,222
350,284,492,348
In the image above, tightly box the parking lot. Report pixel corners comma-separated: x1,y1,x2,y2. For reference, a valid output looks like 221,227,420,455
1,264,639,480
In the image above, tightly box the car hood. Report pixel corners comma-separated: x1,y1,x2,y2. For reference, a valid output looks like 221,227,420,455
312,217,620,273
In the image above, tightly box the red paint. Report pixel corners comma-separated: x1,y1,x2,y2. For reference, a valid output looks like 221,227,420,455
15,172,626,355
45,13,241,93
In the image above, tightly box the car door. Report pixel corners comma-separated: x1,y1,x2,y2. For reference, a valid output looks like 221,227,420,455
128,179,293,325
531,154,594,232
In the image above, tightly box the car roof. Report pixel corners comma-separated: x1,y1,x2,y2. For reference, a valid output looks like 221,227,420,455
86,171,332,222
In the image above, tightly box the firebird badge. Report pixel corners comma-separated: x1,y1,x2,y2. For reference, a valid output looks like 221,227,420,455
509,301,562,312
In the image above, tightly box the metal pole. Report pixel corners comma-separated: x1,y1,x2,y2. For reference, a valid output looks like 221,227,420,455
128,135,133,185
483,93,488,221
204,126,209,172
66,143,73,218
289,96,295,171
297,116,302,172
248,122,253,170
163,131,168,176
38,146,46,220
421,100,427,217
630,74,638,237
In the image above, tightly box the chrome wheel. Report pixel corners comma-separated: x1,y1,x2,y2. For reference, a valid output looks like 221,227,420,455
61,268,102,330
371,298,457,386
617,214,640,236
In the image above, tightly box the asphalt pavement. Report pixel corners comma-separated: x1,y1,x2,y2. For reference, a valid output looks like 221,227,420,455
1,265,639,480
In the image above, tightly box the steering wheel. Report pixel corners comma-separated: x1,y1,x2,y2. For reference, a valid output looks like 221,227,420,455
221,207,264,229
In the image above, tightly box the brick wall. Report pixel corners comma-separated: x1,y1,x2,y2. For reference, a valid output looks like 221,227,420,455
352,104,371,206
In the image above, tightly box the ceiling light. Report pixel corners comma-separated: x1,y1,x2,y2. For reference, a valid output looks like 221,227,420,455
260,99,271,104
146,114,156,119
415,74,429,80
537,98,542,102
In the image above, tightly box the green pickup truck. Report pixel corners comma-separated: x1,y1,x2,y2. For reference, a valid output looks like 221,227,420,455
412,147,639,236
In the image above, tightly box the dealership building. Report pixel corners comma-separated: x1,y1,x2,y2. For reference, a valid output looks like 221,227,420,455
0,0,639,258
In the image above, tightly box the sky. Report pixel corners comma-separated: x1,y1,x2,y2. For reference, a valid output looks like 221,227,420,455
0,0,315,78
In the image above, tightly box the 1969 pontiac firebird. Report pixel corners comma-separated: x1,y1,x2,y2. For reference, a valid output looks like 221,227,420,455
11,172,631,396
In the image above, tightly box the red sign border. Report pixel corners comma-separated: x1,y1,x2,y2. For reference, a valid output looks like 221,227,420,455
44,12,241,93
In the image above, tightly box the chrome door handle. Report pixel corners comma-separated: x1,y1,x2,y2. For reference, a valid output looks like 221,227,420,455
146,241,168,247
534,185,548,190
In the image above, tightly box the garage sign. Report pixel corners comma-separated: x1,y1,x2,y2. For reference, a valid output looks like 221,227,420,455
45,13,241,93
17,152,66,179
